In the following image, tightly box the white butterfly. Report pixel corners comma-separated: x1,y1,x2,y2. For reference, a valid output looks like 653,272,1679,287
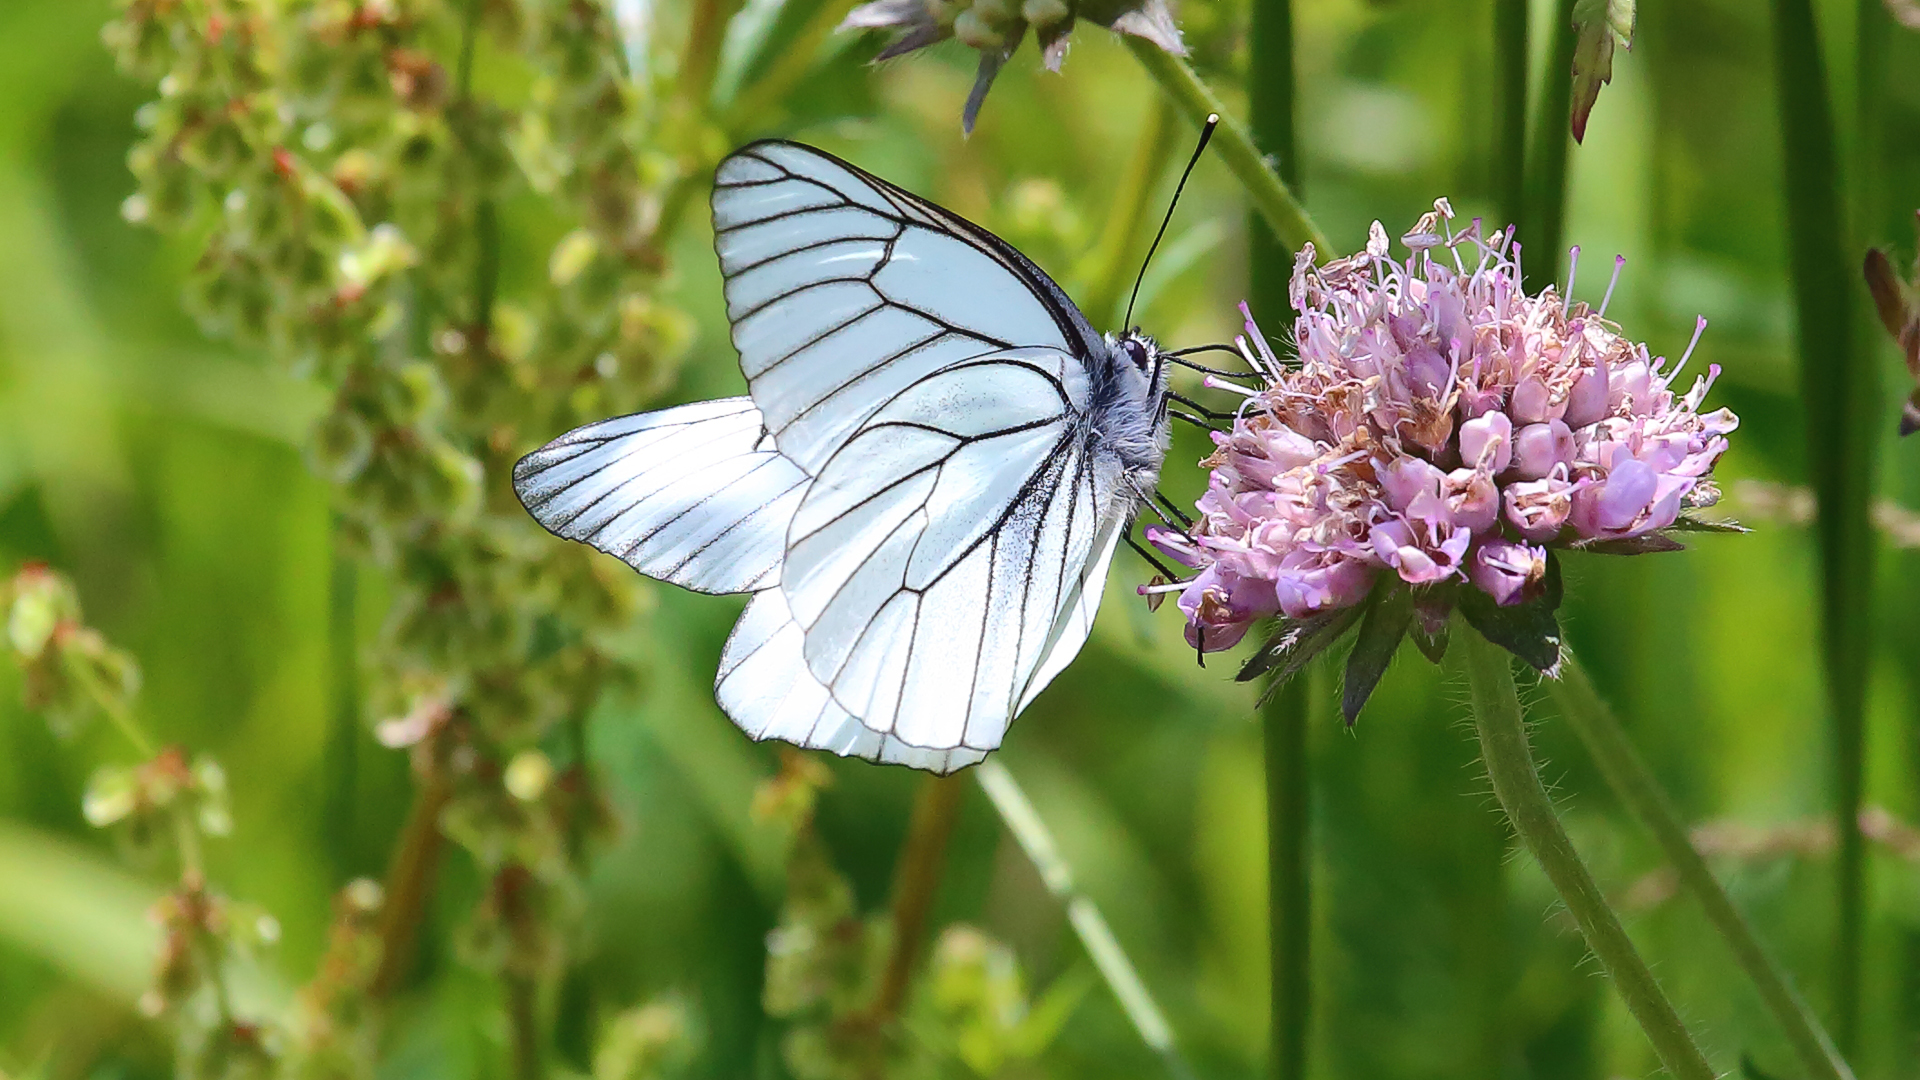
514,141,1172,773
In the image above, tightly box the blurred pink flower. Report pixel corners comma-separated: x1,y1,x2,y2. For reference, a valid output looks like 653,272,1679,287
1154,202,1739,654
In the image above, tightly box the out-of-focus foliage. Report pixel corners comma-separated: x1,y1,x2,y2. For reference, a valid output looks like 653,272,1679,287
0,0,1919,1079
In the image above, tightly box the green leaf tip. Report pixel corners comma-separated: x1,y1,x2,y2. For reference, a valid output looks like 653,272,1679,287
1570,0,1635,143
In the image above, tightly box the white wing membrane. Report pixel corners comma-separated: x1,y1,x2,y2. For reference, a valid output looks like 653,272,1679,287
713,141,1087,476
516,139,1156,772
717,588,990,775
513,398,807,594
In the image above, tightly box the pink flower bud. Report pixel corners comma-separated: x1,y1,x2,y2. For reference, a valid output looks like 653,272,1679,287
1459,411,1513,472
1471,540,1547,606
1563,355,1611,427
1511,420,1573,480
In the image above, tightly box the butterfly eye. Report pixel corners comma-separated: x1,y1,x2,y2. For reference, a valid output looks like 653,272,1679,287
1121,338,1151,372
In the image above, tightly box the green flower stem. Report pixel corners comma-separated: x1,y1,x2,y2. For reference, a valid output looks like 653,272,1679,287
1546,651,1856,1080
1768,0,1877,1051
1125,39,1332,258
975,760,1195,1080
1453,630,1716,1080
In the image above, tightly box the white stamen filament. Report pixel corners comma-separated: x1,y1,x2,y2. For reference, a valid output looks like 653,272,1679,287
1137,579,1191,595
1204,374,1260,397
1673,316,1708,379
1599,254,1626,318
1563,245,1581,314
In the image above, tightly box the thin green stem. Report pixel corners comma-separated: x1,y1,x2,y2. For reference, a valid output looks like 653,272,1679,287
1247,5,1308,1073
1768,0,1876,1052
1547,652,1855,1080
975,760,1195,1080
1453,631,1715,1080
84,673,155,759
1261,680,1309,1080
1520,0,1577,291
370,769,452,997
1125,39,1332,259
507,970,544,1080
870,773,963,1026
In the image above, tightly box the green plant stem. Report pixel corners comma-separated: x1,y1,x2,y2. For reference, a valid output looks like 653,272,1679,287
1768,0,1876,1053
1547,652,1855,1080
1125,39,1331,259
371,770,452,997
1492,0,1528,228
1261,679,1310,1080
507,969,544,1080
87,677,155,760
870,773,964,1025
975,760,1195,1080
1453,630,1716,1080
1520,0,1577,291
1246,4,1309,1074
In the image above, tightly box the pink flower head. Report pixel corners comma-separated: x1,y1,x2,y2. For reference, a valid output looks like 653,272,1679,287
1155,202,1739,658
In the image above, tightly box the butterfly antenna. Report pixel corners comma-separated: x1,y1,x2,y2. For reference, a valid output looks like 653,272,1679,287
1124,113,1219,332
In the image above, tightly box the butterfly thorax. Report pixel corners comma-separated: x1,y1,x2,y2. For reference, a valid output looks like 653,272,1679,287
1089,330,1172,515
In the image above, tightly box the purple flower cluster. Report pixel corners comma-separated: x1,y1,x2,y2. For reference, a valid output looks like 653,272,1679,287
1151,202,1739,652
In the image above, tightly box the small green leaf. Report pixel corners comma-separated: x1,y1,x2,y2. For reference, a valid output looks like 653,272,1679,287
1236,604,1363,694
1570,0,1635,143
1342,585,1414,724
1457,557,1563,673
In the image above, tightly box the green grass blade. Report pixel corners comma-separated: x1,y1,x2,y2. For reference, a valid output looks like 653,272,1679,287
1766,0,1879,1052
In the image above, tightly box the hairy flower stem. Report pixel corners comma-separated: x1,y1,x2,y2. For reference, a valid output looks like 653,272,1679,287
371,771,452,996
1455,630,1716,1080
870,774,964,1025
1124,38,1331,258
1769,0,1876,1051
1547,652,1855,1080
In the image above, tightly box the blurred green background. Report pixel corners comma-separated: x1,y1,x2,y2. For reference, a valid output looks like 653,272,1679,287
3,0,1920,1078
